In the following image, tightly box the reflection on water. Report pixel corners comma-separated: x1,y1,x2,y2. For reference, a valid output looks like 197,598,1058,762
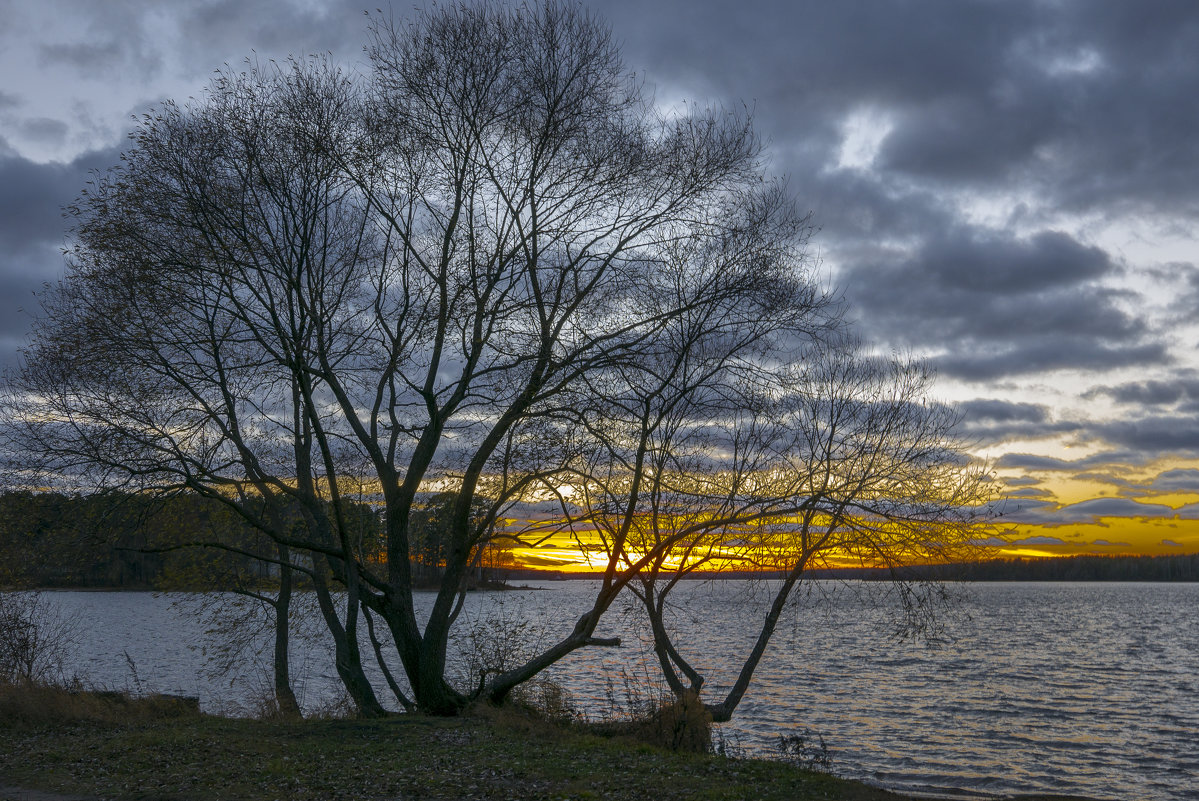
46,581,1199,801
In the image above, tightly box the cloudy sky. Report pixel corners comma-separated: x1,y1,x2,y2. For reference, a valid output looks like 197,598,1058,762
2,0,1197,557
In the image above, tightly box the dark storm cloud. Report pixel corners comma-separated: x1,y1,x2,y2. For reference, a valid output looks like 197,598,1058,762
42,0,371,83
7,0,1199,406
1001,476,1042,488
1095,415,1199,453
996,450,1145,473
584,0,1198,388
173,0,368,61
846,228,1122,333
0,151,105,255
29,1,368,101
0,146,121,367
1087,372,1199,413
0,1,375,372
838,227,1162,379
957,398,1082,445
916,230,1114,293
597,0,1199,212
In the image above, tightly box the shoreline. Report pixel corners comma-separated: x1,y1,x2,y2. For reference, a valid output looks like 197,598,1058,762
0,687,1116,801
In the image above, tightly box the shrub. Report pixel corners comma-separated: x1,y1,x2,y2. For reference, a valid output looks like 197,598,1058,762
0,591,76,685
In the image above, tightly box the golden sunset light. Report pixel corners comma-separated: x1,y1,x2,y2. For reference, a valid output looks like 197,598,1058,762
2,3,1197,801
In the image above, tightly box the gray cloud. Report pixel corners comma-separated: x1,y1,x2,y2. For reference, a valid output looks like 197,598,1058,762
1058,498,1175,521
1087,373,1199,409
936,342,1167,382
962,399,1048,424
1143,468,1199,494
595,0,1199,218
15,117,68,149
39,41,127,72
1002,496,1182,526
1008,487,1054,499
1073,471,1135,492
917,231,1115,294
991,497,1057,524
1001,476,1043,488
996,450,1146,473
4,0,1199,476
958,398,1082,445
584,0,1198,390
174,0,367,62
997,453,1083,472
840,227,1163,379
1011,535,1066,546
1095,415,1199,453
0,146,121,365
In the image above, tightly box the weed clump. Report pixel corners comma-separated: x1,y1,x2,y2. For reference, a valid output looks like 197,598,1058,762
589,691,713,753
775,730,834,774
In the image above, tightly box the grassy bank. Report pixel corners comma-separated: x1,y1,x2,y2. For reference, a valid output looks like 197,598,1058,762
0,686,918,801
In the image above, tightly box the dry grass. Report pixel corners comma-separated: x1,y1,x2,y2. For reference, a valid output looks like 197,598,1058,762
0,685,919,801
0,681,200,726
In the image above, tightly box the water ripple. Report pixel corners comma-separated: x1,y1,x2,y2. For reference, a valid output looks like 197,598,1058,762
41,580,1199,801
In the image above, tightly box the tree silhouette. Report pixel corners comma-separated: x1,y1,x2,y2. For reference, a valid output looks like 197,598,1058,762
5,1,990,717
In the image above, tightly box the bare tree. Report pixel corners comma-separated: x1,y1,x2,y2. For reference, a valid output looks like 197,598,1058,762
608,341,991,721
7,53,390,715
4,0,991,719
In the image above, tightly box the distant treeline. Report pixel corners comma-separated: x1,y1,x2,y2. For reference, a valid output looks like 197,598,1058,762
794,554,1199,582
0,490,489,590
562,554,1199,583
3,490,1197,587
882,554,1199,582
0,490,279,588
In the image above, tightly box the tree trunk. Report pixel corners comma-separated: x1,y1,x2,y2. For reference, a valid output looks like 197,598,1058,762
311,562,388,717
272,547,303,720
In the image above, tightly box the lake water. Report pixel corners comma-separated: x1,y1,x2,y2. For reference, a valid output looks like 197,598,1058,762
33,581,1199,801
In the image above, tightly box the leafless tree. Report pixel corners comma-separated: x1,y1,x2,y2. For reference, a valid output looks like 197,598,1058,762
603,340,991,721
7,53,389,715
4,1,991,718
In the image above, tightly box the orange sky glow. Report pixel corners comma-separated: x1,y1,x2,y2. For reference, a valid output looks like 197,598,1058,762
496,502,1199,573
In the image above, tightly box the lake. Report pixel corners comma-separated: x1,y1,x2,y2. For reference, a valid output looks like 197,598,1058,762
35,581,1199,801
